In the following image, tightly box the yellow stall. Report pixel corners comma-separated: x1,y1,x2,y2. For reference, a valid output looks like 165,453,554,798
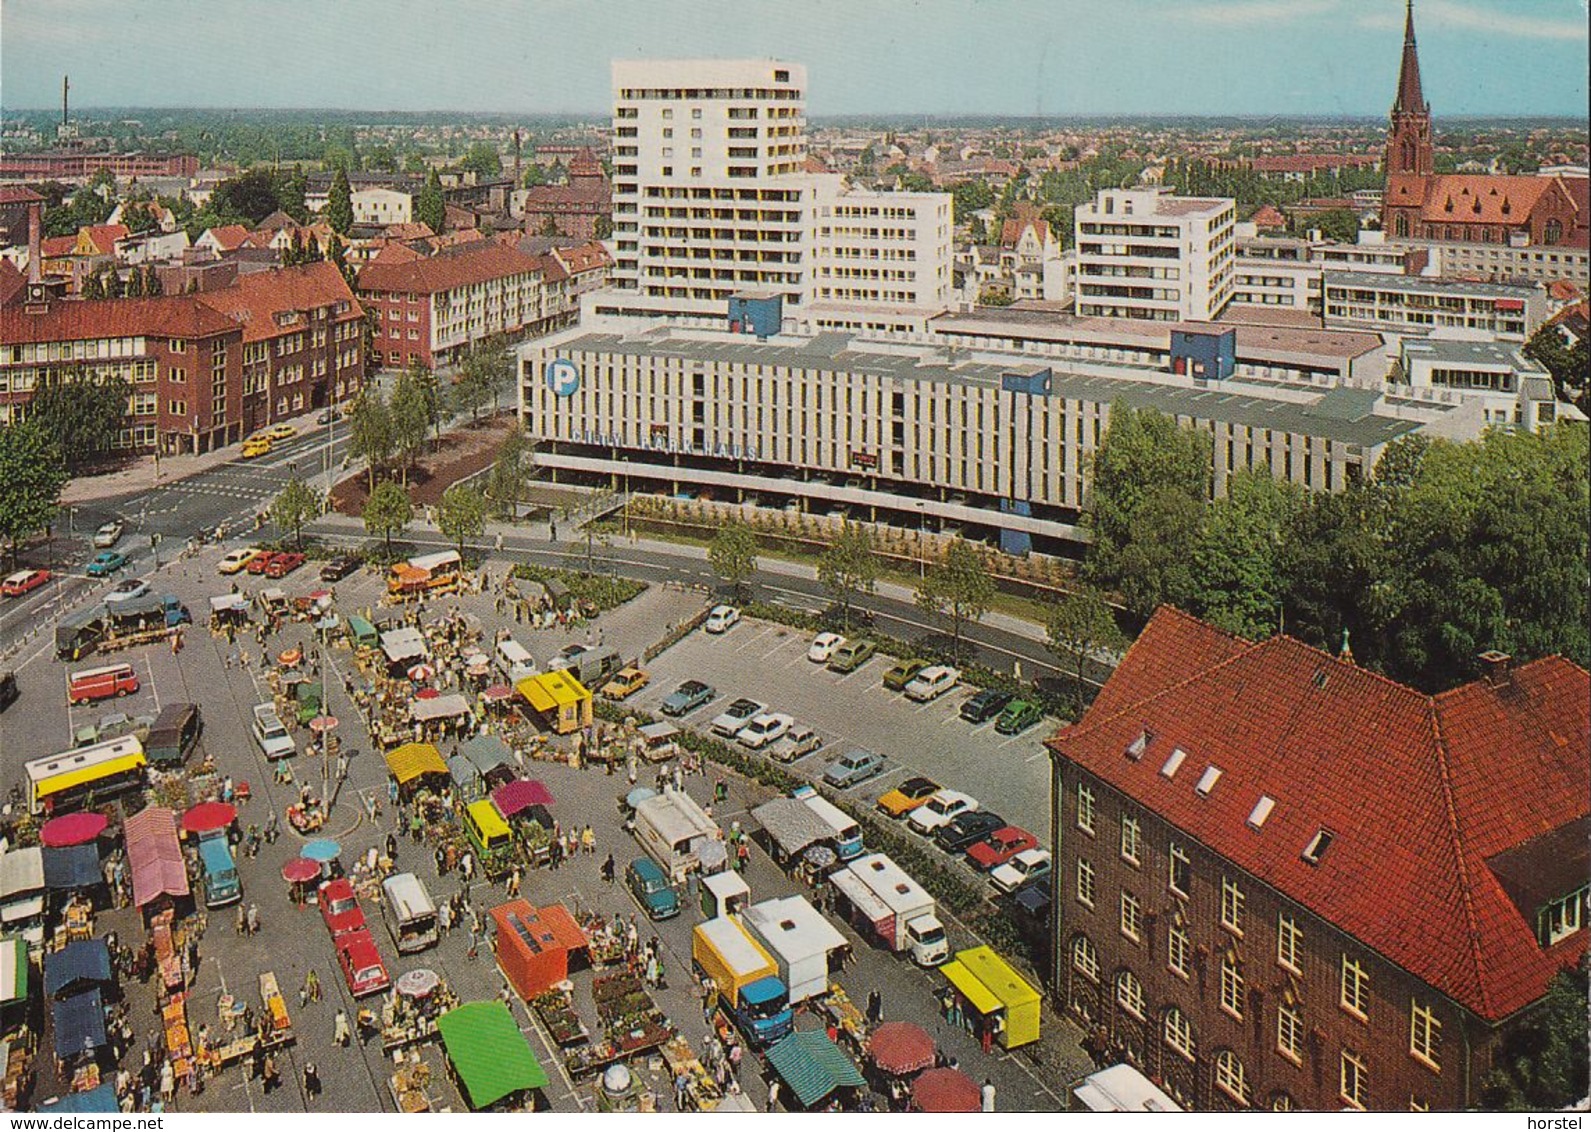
385,742,449,789
939,945,1042,1050
515,671,593,736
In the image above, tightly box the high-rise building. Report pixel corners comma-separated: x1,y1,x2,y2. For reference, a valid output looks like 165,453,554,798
1074,188,1236,322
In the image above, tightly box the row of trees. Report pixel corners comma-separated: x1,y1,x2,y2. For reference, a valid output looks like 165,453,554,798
82,264,163,300
1083,404,1590,691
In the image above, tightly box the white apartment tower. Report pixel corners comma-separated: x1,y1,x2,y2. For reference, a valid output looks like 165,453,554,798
1074,188,1236,322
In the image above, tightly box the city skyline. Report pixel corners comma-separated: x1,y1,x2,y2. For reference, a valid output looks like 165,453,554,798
2,0,1587,119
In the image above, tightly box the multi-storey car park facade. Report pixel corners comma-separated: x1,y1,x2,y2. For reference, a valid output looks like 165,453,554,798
520,315,1481,557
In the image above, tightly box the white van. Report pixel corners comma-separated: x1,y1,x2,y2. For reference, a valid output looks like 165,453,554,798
496,638,538,683
380,872,439,954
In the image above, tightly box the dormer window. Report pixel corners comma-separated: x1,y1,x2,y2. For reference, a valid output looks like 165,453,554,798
1302,828,1335,865
1539,888,1587,946
1195,765,1222,797
1125,728,1150,760
1161,747,1187,778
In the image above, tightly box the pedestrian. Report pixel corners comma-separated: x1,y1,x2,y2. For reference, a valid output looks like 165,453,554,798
866,989,883,1025
981,1079,996,1112
507,867,522,898
581,824,595,855
159,1060,175,1104
306,969,321,1003
439,900,452,936
386,833,397,861
600,854,616,884
674,1071,691,1111
263,1053,279,1093
334,1010,350,1047
236,905,247,935
303,1061,320,1101
246,903,260,935
766,1078,781,1112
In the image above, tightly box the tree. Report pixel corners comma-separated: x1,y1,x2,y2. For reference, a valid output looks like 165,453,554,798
457,344,508,421
326,166,353,235
1479,964,1589,1111
539,215,560,237
362,481,412,556
81,273,105,301
1525,325,1590,415
915,537,995,660
209,170,281,225
103,267,124,299
278,168,309,223
437,483,488,558
0,423,68,569
416,169,445,235
327,234,355,289
1190,468,1301,639
708,523,759,600
486,426,534,518
1307,207,1360,243
817,522,879,631
270,478,320,549
1046,585,1125,713
977,286,1014,308
459,141,502,177
950,179,995,221
347,388,395,492
521,162,547,188
142,264,162,296
593,215,613,240
389,367,432,480
1113,485,1206,617
26,373,133,472
124,265,145,297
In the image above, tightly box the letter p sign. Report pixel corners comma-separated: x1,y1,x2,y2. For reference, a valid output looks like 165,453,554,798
545,358,580,397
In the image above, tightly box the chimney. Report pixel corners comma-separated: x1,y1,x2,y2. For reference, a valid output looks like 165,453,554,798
1478,650,1513,687
62,75,69,128
27,200,42,284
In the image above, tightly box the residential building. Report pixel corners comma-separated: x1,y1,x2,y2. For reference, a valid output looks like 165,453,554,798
0,150,199,180
517,149,612,240
352,187,415,227
1322,271,1544,340
1399,337,1574,429
1392,238,1589,287
1046,607,1588,1111
1074,188,1237,322
1249,154,1379,182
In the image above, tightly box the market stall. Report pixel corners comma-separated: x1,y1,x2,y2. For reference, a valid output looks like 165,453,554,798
39,812,109,849
938,945,1042,1051
410,693,472,737
1071,1063,1184,1112
866,1021,935,1106
435,1001,549,1111
910,1066,982,1113
0,936,27,1011
491,778,554,819
751,797,833,866
764,1030,866,1110
699,869,750,920
208,593,251,630
124,807,189,914
490,900,588,1001
458,735,514,784
51,987,107,1061
384,743,449,793
43,939,111,1000
380,627,431,670
515,671,592,736
42,845,103,899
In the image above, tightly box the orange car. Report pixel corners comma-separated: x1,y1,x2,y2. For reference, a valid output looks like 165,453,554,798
875,775,940,819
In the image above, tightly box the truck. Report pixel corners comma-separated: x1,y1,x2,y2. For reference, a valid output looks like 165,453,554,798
100,594,189,652
828,852,948,966
55,605,108,661
197,831,242,908
691,917,794,1047
742,895,849,1005
632,787,721,882
789,785,864,861
387,551,462,598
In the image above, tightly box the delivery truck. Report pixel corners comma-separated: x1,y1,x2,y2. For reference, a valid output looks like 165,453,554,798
632,787,721,882
691,917,794,1047
742,895,848,1004
828,852,948,966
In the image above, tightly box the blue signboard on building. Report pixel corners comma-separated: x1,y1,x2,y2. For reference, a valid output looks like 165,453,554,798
545,358,581,397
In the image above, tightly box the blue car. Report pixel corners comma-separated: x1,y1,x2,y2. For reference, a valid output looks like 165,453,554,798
660,679,715,717
86,550,129,577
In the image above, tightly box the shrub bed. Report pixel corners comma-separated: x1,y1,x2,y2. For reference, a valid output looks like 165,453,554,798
511,563,647,612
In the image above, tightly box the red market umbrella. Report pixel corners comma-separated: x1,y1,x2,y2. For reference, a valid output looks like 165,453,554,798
414,687,441,700
308,715,339,733
481,684,514,702
911,1068,981,1113
491,779,554,817
40,811,109,848
407,664,435,683
278,648,303,667
181,801,237,835
868,1022,936,1076
281,858,319,884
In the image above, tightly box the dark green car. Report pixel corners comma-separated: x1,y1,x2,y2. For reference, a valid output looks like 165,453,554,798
882,657,931,692
995,699,1044,736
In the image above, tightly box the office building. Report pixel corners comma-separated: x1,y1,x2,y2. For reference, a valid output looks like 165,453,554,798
1322,271,1544,340
1074,189,1236,322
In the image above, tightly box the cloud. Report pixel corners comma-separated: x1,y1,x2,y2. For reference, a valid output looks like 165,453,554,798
1359,0,1588,40
1171,0,1338,25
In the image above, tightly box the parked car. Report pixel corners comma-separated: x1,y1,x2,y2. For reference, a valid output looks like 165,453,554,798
883,657,931,692
710,697,766,737
600,666,651,700
823,748,886,789
317,407,341,425
875,776,941,819
318,878,367,937
904,665,960,702
85,550,129,577
241,435,272,459
966,826,1038,871
264,552,306,578
908,789,979,835
960,688,1013,724
319,554,360,582
92,521,125,549
660,680,716,717
769,725,823,763
1011,878,1054,922
994,699,1044,736
625,857,680,920
335,929,391,997
246,551,279,575
826,639,876,674
935,810,1008,853
737,712,793,749
266,424,299,442
704,605,741,634
104,577,151,606
218,548,262,575
807,632,846,663
991,849,1053,895
251,704,297,760
2,568,50,597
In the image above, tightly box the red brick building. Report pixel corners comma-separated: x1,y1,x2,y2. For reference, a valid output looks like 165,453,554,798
519,150,611,240
1046,607,1588,1112
0,150,199,180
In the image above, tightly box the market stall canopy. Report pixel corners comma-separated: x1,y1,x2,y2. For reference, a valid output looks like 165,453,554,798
765,1030,865,1108
911,1067,981,1113
940,945,1043,1049
40,811,109,848
52,988,107,1058
492,779,554,818
396,968,441,998
698,839,729,873
0,935,27,1006
181,801,237,835
447,756,479,789
0,846,44,900
281,858,319,883
1072,1063,1183,1112
752,797,833,858
436,1000,549,1109
44,938,111,999
208,593,248,613
42,845,102,891
381,627,430,665
867,1022,936,1076
385,742,447,784
481,684,515,702
625,786,658,810
124,807,188,908
459,734,512,777
515,670,590,714
637,720,679,743
411,693,471,723
301,839,341,863
45,1082,119,1113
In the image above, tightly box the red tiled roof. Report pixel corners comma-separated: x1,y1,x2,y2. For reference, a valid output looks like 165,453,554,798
1387,173,1566,228
999,217,1050,249
0,186,45,205
356,240,541,295
1251,154,1378,174
79,224,130,255
0,259,24,307
1250,204,1288,229
1547,279,1582,302
201,224,251,251
40,236,77,259
0,294,240,344
196,261,364,343
1048,606,1589,1022
552,242,612,274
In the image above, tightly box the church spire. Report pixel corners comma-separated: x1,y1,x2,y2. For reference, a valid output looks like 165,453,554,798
1386,0,1434,177
1394,0,1426,115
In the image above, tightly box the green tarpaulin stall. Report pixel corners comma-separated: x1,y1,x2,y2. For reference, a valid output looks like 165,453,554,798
765,1030,866,1108
436,1001,548,1109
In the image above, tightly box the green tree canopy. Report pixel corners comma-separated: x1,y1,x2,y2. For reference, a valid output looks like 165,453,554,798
389,367,432,479
456,344,508,421
326,166,354,235
485,427,534,519
1479,964,1589,1111
347,388,395,491
1113,485,1206,617
1046,584,1125,714
817,521,880,631
26,372,133,472
437,483,488,558
270,478,320,550
210,170,281,225
1190,468,1302,639
708,523,759,600
416,169,445,236
277,168,309,223
0,423,68,569
459,142,502,177
915,537,995,660
362,480,413,556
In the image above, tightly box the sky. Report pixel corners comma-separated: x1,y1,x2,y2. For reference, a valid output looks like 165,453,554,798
2,0,1586,118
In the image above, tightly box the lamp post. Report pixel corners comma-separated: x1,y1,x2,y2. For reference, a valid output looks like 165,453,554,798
916,502,927,579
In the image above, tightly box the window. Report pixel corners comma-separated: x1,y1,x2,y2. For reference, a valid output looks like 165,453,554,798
1221,877,1245,935
1120,815,1141,865
169,338,187,353
1116,971,1144,1019
1277,911,1302,973
1076,858,1096,908
1539,888,1587,945
1169,843,1190,897
1410,1096,1430,1113
1340,1049,1368,1110
1220,955,1245,1019
1277,1002,1303,1062
1076,783,1095,834
1271,1093,1295,1112
1215,1051,1250,1106
1072,936,1099,982
1120,892,1142,943
1168,920,1190,978
1340,955,1369,1020
1410,1001,1441,1070
1164,1008,1195,1060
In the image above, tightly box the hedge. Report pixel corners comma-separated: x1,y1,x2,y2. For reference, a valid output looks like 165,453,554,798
510,563,646,612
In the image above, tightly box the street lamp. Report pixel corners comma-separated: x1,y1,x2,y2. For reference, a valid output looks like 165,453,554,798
916,502,927,579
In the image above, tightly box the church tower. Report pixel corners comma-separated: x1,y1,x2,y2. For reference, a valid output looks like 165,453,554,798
1386,0,1434,176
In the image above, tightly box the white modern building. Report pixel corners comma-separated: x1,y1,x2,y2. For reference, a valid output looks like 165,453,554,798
1400,336,1577,429
352,188,414,227
1073,188,1236,322
1323,271,1545,340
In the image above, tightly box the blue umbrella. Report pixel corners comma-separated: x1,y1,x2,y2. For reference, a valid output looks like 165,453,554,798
302,838,341,862
626,786,658,810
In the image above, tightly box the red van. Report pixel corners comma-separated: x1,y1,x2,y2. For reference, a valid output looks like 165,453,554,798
67,663,139,705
